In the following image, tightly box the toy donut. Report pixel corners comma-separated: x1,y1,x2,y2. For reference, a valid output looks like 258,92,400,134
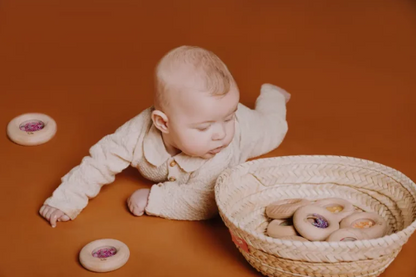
266,219,297,238
266,198,311,219
326,228,369,242
340,212,387,239
293,205,340,241
7,113,57,146
314,198,355,222
79,239,130,272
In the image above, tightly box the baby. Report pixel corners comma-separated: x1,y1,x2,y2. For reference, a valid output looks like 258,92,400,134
39,45,290,227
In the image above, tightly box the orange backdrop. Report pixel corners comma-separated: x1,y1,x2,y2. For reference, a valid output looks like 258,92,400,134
1,0,415,276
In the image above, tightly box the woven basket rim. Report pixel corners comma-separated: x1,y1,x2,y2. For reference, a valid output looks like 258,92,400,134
215,154,416,248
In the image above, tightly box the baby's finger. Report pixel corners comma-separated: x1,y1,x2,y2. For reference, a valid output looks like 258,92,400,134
50,211,62,228
56,214,70,222
45,208,55,220
40,206,50,218
130,206,137,215
50,215,57,228
39,205,46,216
132,206,144,216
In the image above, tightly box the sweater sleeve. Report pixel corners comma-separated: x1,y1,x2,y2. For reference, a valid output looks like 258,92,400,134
236,83,289,162
144,163,225,221
43,111,148,220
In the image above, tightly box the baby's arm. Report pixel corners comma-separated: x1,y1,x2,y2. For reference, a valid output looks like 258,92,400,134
40,111,148,226
145,181,217,220
130,167,223,221
237,83,290,162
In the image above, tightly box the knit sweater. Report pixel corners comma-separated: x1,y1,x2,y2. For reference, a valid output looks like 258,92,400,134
44,83,289,220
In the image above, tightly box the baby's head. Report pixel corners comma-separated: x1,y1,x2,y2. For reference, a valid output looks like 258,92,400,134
152,46,240,159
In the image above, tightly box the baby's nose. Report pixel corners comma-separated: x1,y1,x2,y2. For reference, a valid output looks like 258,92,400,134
213,125,226,141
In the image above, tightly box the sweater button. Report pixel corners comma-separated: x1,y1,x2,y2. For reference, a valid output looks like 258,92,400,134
169,160,177,167
169,176,176,182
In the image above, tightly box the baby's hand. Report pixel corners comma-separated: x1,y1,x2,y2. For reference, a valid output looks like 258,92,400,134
127,188,150,216
39,204,70,228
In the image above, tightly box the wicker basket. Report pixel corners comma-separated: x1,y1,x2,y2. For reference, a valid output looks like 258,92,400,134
215,155,416,277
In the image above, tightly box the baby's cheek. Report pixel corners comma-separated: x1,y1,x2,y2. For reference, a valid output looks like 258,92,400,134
225,124,236,143
183,133,209,151
190,133,209,147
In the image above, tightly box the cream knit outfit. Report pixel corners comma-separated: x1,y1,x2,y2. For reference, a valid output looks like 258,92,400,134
44,83,289,221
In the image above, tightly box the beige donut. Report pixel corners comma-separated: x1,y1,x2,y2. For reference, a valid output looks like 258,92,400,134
79,239,130,272
293,205,340,241
7,113,57,146
314,198,355,222
340,212,387,239
266,219,297,238
326,228,369,242
266,199,311,219
279,236,309,242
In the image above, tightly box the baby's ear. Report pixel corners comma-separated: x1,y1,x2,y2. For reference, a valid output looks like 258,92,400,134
151,110,169,133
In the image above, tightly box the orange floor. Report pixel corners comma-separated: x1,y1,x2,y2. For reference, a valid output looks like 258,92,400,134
1,0,416,276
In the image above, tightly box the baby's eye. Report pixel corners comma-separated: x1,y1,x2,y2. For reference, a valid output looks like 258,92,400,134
196,125,210,131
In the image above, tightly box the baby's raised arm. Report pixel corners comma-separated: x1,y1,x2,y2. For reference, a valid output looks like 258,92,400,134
237,83,290,162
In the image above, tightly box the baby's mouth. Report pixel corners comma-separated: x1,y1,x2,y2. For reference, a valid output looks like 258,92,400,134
209,146,223,154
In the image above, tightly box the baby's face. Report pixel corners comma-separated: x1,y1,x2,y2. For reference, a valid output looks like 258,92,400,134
166,85,240,159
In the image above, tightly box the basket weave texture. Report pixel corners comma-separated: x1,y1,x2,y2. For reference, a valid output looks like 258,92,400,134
215,155,416,277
